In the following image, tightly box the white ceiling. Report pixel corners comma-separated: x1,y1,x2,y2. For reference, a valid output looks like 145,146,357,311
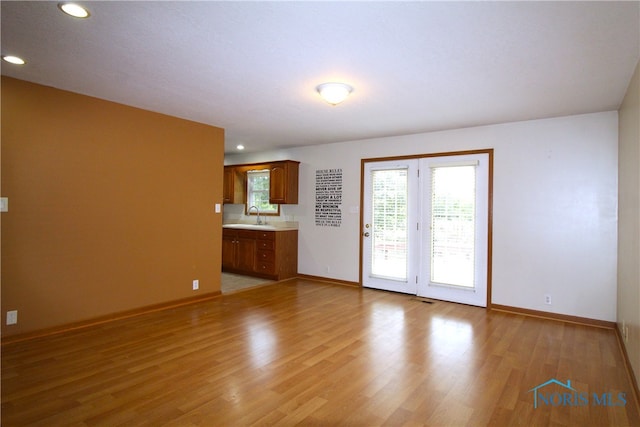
2,1,639,154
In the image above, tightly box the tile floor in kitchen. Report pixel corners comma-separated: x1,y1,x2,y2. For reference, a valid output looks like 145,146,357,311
220,272,276,293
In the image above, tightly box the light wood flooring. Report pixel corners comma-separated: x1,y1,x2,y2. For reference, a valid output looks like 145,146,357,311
2,279,639,426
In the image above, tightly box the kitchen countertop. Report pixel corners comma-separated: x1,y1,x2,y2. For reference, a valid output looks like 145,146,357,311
223,223,298,231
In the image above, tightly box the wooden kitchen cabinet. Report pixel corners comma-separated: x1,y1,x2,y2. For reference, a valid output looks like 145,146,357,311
222,228,298,280
254,230,298,279
269,161,299,204
222,229,257,272
224,160,299,205
222,160,300,205
222,166,245,204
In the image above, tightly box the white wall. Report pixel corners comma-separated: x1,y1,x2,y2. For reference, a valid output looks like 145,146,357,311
226,111,619,321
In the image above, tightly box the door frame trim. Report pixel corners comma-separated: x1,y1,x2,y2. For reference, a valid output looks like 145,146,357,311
359,149,494,308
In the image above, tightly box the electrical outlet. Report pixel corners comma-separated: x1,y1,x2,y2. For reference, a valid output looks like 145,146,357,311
544,294,552,305
621,320,629,342
6,310,17,325
192,280,199,291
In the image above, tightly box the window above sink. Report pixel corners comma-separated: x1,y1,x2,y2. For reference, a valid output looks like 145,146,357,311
246,170,278,215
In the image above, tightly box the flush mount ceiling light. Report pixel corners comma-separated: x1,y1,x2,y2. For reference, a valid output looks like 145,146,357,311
316,82,353,106
236,144,245,151
2,55,26,65
58,2,90,18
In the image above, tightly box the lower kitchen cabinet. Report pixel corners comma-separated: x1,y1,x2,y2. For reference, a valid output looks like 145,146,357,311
222,228,298,280
222,229,257,272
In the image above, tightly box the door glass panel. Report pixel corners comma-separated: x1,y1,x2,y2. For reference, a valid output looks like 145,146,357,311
371,169,408,281
430,165,476,288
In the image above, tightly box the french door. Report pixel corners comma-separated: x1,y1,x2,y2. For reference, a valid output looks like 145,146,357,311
362,160,419,294
362,152,490,307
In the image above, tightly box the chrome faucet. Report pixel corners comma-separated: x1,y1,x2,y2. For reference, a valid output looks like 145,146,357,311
248,205,262,225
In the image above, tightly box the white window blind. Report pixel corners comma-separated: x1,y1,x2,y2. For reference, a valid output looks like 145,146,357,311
371,168,408,281
246,170,278,214
430,165,476,288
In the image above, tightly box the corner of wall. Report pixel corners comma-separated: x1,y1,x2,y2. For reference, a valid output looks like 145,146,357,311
617,59,640,387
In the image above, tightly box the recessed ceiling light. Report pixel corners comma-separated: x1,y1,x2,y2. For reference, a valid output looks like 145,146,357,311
58,3,90,18
236,145,245,150
2,55,26,65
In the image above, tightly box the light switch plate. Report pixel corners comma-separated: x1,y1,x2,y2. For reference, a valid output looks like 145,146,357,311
6,310,17,325
0,197,8,212
215,203,221,213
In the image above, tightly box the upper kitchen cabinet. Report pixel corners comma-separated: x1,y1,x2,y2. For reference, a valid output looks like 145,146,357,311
223,166,245,204
269,160,299,204
224,160,300,205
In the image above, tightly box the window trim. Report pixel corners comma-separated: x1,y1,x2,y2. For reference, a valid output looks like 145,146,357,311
245,169,280,215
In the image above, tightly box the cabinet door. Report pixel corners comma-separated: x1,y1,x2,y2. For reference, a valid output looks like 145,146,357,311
269,161,299,204
221,233,237,269
269,163,287,204
223,167,234,204
223,166,246,204
236,236,257,272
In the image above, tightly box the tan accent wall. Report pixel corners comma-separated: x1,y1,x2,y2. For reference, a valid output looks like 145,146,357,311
1,77,224,337
618,60,640,384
